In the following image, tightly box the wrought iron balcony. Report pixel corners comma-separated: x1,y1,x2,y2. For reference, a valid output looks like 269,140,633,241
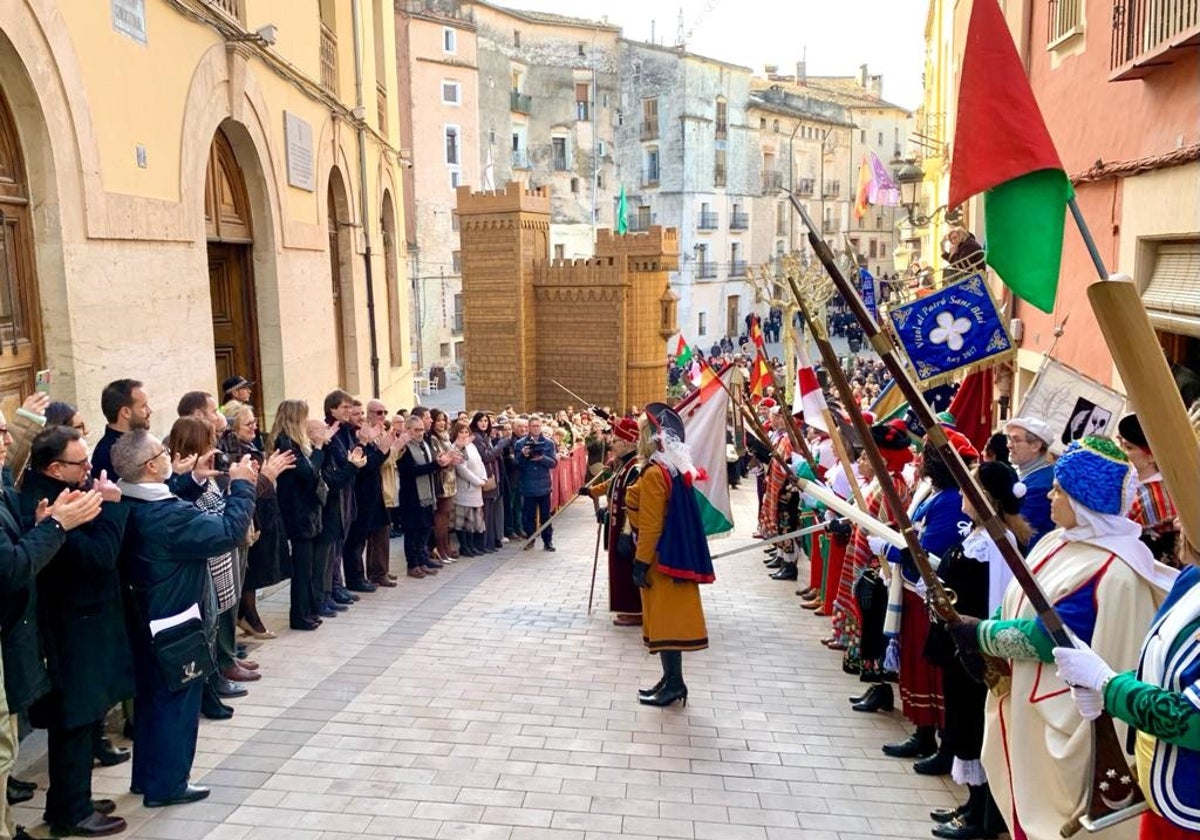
762,170,783,194
510,91,532,114
729,260,747,277
320,23,338,95
697,262,718,279
730,211,749,230
794,178,815,197
698,211,719,230
1048,0,1083,43
641,121,659,140
1110,0,1200,78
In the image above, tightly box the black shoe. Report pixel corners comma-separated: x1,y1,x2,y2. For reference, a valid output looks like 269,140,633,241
852,682,894,712
883,728,937,759
92,799,117,816
543,543,556,552
7,778,35,805
144,784,210,809
931,804,969,824
931,816,998,840
331,589,355,605
214,677,248,699
201,685,234,720
914,750,954,776
849,684,882,705
8,777,36,793
48,811,127,837
638,684,687,707
770,563,798,581
638,676,667,698
93,737,131,767
764,555,784,569
290,618,320,631
347,580,378,593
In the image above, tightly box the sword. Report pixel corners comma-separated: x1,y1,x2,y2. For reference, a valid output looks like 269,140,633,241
709,521,830,561
550,379,610,419
587,513,603,614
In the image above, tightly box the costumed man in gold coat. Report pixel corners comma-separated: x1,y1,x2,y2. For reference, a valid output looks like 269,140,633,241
581,417,643,627
626,403,714,708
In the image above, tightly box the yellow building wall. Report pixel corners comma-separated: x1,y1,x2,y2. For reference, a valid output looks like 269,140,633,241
1,0,411,430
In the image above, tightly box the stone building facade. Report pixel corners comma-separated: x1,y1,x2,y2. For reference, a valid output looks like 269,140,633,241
614,40,757,346
456,182,677,413
0,0,410,430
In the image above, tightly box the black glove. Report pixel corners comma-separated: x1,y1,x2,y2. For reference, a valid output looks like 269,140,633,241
948,615,982,656
578,486,592,498
595,508,608,526
828,518,852,539
632,561,652,589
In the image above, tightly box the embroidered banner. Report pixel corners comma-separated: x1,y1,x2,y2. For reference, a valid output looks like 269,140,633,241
1016,356,1127,454
886,274,1014,386
860,267,879,323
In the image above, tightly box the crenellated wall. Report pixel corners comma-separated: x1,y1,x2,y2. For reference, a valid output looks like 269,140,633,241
457,183,677,413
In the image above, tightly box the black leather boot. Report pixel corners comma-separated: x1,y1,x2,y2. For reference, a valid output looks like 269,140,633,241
851,682,893,712
639,651,687,707
882,725,937,758
770,562,798,581
457,531,478,557
764,554,784,569
849,683,882,704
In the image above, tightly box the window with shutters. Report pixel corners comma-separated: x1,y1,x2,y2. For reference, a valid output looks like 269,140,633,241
641,98,658,140
575,83,590,121
1143,241,1200,333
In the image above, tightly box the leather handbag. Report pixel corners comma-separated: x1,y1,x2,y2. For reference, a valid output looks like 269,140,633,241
151,617,213,692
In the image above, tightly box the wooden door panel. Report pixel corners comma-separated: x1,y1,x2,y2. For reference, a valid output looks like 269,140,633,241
208,242,262,417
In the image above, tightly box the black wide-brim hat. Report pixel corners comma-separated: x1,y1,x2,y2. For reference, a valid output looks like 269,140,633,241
644,402,685,443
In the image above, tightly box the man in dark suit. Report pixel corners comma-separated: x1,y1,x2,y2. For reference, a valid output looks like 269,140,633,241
18,427,130,837
112,430,256,810
0,410,104,839
89,380,152,480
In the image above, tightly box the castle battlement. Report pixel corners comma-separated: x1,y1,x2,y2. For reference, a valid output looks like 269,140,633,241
455,181,551,216
595,225,680,259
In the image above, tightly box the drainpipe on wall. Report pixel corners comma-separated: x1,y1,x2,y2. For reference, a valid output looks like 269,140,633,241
351,0,381,397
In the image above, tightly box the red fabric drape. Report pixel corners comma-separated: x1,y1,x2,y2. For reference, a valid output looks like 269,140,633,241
949,368,995,452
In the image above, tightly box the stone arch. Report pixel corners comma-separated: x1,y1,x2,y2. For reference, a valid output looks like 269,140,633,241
380,188,402,369
327,166,356,389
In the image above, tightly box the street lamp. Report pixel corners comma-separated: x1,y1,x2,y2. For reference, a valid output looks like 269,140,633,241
891,158,962,228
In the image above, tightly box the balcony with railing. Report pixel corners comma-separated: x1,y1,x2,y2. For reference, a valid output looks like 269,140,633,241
822,181,841,198
641,120,659,140
204,0,243,22
376,83,388,136
762,170,783,194
729,260,747,277
510,91,532,114
1110,0,1200,78
795,178,815,197
697,262,718,279
698,210,719,230
823,219,838,234
511,149,530,169
320,23,338,95
729,210,749,230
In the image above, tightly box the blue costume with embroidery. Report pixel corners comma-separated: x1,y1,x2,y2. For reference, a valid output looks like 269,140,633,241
885,489,970,583
1018,461,1055,552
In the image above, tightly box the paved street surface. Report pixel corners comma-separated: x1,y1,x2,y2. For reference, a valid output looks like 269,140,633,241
13,474,956,840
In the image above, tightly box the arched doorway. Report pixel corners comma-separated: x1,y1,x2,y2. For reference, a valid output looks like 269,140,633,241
328,168,353,389
0,84,44,415
381,190,402,368
205,127,262,416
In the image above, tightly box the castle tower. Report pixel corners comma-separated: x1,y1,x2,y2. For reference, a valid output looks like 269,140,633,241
594,226,680,412
455,182,550,410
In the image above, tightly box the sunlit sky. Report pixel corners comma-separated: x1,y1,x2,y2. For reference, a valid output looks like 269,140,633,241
499,0,928,110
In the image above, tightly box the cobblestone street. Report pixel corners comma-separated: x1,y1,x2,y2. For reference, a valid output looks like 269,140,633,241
14,480,956,840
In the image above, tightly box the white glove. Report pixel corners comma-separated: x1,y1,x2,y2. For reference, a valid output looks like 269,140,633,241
915,577,929,599
1053,641,1117,691
867,535,887,557
1070,686,1105,721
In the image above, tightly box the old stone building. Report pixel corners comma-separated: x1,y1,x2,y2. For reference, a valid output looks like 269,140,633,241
0,0,410,429
614,40,758,346
455,182,677,413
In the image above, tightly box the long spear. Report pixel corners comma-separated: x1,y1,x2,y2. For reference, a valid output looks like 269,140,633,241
787,193,1141,834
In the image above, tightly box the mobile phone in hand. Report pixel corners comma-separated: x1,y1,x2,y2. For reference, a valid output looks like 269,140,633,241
35,369,51,394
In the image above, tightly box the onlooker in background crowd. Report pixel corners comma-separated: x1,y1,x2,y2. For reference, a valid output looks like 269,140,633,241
317,390,367,612
451,420,489,556
345,400,401,588
516,417,557,552
427,410,457,561
112,429,256,810
396,413,457,578
471,413,504,552
91,379,152,479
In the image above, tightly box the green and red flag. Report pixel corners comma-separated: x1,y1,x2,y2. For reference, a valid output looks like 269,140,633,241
949,0,1072,314
671,334,694,368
